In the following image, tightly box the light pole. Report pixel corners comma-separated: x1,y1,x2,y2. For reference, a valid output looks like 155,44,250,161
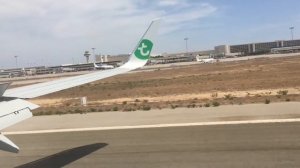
14,55,18,68
91,48,96,62
184,37,189,55
289,27,294,40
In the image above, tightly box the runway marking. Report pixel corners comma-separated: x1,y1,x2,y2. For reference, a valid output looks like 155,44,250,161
4,118,300,135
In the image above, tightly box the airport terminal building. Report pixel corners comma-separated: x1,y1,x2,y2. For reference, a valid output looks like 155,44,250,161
215,39,300,56
2,38,300,78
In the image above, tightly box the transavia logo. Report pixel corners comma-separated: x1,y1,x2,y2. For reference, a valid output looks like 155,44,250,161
134,39,153,60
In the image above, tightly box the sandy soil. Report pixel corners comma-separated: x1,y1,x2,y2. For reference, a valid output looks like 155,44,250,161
10,55,300,114
31,88,300,107
36,57,300,97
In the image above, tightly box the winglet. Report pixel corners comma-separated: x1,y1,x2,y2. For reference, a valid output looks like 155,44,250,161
123,19,161,69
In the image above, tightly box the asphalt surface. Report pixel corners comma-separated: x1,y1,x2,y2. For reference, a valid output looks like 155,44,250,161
4,102,300,132
1,122,300,168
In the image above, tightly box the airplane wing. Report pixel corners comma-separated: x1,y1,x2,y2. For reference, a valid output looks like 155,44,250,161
0,19,160,153
3,19,160,99
0,99,39,153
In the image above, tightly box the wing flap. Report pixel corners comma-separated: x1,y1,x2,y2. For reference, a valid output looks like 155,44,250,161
0,99,38,130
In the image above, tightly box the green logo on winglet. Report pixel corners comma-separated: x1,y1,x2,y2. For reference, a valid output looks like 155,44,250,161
134,39,153,60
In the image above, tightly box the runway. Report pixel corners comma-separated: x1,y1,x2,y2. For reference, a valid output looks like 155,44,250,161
1,122,300,168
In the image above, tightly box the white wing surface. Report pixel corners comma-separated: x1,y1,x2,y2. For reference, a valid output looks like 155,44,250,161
0,99,39,153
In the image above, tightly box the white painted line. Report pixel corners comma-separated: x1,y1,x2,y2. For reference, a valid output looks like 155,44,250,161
4,118,300,135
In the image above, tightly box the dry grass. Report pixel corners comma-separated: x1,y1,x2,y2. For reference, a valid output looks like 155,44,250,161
30,56,300,115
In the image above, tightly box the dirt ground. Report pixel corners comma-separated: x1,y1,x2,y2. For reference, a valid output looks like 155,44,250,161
28,56,300,115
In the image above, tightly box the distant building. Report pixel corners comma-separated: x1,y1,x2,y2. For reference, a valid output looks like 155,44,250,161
215,39,300,56
95,54,129,64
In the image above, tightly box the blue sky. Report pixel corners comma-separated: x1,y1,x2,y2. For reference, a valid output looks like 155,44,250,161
0,0,299,68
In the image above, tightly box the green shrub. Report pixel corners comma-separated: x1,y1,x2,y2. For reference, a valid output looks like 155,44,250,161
224,94,234,100
113,106,119,111
123,107,136,112
277,90,288,96
212,101,220,107
123,107,131,111
255,94,262,97
187,104,196,108
64,102,71,106
265,99,271,104
142,105,151,111
211,92,218,98
171,104,178,109
55,111,64,115
204,103,210,107
34,111,43,116
74,109,83,113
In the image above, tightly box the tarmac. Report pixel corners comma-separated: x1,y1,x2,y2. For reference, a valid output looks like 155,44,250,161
1,102,300,167
1,122,300,168
3,102,300,132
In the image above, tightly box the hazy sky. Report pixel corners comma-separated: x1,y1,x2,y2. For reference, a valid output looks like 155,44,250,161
1,0,300,68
